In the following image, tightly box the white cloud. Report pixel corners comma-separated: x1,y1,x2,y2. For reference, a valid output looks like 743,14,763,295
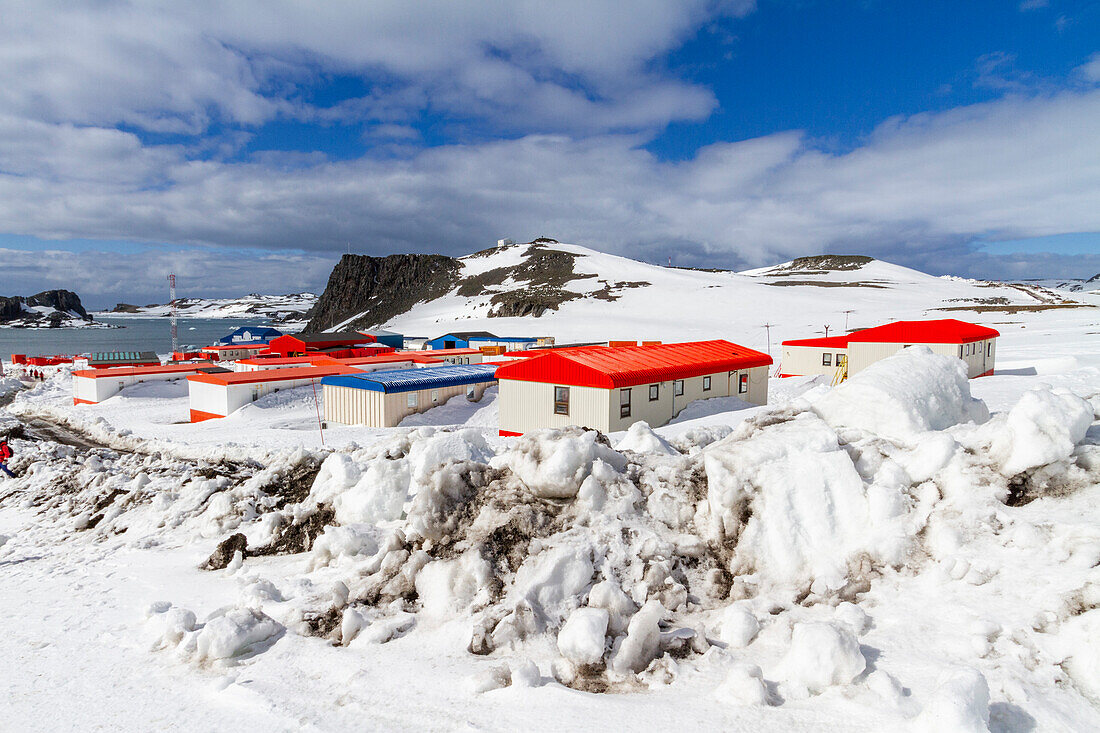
1,87,1099,292
0,1,744,135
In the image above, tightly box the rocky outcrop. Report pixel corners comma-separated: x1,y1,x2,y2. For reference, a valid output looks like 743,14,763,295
306,253,461,331
0,290,92,327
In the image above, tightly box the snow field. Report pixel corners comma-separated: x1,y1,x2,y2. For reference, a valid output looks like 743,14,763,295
1,322,1099,728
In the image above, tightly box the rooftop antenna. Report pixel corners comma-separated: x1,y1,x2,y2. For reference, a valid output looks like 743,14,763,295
824,325,831,338
168,274,178,354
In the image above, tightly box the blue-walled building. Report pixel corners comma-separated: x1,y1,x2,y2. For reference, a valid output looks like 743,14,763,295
360,329,404,349
216,326,283,346
426,331,538,350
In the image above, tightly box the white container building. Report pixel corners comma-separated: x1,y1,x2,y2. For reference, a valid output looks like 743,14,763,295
494,340,772,436
72,363,220,405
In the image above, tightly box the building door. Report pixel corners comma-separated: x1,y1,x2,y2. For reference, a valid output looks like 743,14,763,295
444,340,456,349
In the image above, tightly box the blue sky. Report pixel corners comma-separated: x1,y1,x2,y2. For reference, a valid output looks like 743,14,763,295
0,1,1097,308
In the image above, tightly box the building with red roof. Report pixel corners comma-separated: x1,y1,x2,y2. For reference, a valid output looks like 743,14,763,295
780,318,999,380
494,340,772,436
187,364,359,422
72,362,219,405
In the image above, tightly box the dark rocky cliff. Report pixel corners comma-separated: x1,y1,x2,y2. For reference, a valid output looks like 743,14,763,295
0,289,91,325
305,253,461,331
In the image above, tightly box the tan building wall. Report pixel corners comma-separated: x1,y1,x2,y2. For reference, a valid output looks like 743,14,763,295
780,345,849,378
498,366,770,435
324,382,491,428
847,339,996,378
498,381,612,434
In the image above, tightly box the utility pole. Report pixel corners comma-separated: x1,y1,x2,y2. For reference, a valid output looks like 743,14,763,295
168,274,178,355
842,310,855,333
762,323,773,356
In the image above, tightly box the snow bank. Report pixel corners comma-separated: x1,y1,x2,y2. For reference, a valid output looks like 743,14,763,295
714,663,768,706
703,411,907,593
491,427,627,499
557,608,609,666
615,422,679,456
148,604,283,666
779,622,866,696
912,668,991,733
987,387,1092,475
812,347,989,443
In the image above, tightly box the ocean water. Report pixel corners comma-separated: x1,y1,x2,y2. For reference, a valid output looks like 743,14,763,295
0,317,272,358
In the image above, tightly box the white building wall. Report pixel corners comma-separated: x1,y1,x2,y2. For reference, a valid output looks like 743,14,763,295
498,380,611,434
781,345,848,378
75,371,200,404
189,380,230,417
499,367,770,435
847,339,996,378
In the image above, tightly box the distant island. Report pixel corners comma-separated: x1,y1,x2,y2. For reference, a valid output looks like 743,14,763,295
0,289,112,329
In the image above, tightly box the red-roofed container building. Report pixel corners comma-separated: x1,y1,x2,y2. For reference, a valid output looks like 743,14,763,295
187,364,359,422
780,319,999,380
494,340,772,436
72,362,217,405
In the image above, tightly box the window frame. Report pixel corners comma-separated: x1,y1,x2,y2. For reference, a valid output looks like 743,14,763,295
619,388,631,418
554,385,570,415
648,384,659,401
673,379,684,397
407,392,418,409
822,353,832,367
702,375,712,391
738,374,748,394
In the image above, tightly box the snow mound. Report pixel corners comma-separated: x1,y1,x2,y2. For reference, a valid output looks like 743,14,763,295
912,668,990,733
714,663,768,706
491,427,627,499
716,603,759,648
703,411,907,593
557,607,609,666
615,421,680,455
780,622,866,696
149,604,283,666
812,347,989,443
987,387,1092,475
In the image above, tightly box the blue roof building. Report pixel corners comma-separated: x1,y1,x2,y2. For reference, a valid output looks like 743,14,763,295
426,331,539,350
216,326,282,346
321,364,498,427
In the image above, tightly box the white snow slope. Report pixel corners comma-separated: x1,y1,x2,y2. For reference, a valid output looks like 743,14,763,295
1,244,1099,732
98,292,317,322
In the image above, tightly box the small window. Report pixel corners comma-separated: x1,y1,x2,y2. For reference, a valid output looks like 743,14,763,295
702,376,712,391
958,346,964,358
431,389,440,404
738,374,748,394
620,388,631,418
467,384,476,400
407,392,418,408
838,354,847,366
987,342,992,357
673,379,684,396
648,384,659,401
822,353,832,367
554,386,569,415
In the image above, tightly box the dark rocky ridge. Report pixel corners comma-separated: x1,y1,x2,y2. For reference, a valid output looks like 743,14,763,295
0,289,91,326
305,243,657,330
306,253,461,331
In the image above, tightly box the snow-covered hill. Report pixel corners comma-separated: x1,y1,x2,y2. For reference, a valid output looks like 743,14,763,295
0,289,109,329
100,292,317,323
332,242,1095,354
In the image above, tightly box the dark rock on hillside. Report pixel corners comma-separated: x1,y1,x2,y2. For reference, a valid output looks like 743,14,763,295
25,289,89,318
110,303,143,313
306,253,461,331
0,289,92,326
770,255,874,274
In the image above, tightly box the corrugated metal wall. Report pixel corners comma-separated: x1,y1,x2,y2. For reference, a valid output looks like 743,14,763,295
498,381,611,433
324,382,491,427
780,345,848,377
847,338,996,378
